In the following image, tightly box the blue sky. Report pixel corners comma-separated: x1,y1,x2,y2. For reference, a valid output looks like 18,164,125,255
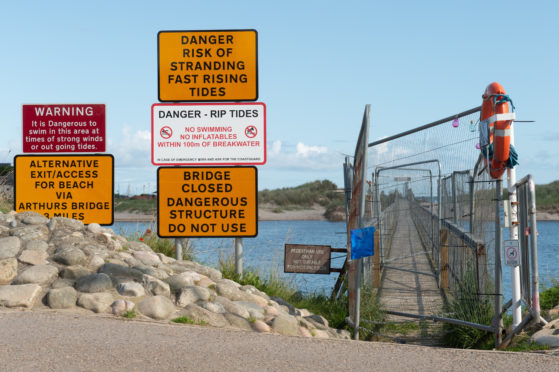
1,0,558,193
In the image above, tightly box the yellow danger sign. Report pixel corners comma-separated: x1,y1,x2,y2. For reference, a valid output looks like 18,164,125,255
157,166,257,237
14,155,114,225
158,29,258,102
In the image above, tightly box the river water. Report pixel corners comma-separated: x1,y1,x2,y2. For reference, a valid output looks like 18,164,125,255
113,220,348,294
112,220,559,296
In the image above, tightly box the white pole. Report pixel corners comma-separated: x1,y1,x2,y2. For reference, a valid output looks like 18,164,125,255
507,124,522,327
235,237,243,276
175,238,183,261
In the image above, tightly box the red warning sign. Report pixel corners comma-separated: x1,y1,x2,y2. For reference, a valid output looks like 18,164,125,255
22,104,105,153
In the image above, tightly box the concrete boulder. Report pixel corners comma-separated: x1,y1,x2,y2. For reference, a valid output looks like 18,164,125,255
0,236,21,259
143,275,171,297
178,304,228,328
116,282,145,297
53,247,87,266
47,287,78,309
98,263,144,282
176,286,211,307
0,283,42,308
137,296,176,320
18,249,48,265
0,258,18,285
75,273,113,293
271,314,299,336
13,264,59,285
77,292,114,313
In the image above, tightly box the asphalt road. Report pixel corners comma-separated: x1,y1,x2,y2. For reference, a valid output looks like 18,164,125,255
0,310,557,371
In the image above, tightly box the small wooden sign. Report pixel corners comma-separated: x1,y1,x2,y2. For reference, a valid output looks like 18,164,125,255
284,244,331,274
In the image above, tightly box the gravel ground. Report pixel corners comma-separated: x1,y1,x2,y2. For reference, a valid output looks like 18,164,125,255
0,310,557,371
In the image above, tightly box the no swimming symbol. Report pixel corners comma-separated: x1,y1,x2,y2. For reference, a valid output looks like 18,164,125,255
160,126,173,139
245,125,257,138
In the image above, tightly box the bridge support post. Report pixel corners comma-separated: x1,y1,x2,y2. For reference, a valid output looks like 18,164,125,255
440,228,449,289
373,230,381,288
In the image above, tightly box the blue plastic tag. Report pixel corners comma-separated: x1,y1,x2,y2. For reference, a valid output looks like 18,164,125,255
350,226,375,260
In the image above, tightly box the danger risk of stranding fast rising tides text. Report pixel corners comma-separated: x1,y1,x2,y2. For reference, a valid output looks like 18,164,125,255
163,32,255,99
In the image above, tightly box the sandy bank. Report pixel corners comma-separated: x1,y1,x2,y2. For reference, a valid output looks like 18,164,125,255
114,205,328,223
115,209,559,222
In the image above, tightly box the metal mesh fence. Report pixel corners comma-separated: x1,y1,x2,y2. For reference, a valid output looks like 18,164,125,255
357,107,504,344
368,110,481,177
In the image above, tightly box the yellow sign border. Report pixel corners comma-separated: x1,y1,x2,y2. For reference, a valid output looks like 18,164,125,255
14,154,114,225
158,29,258,102
157,166,258,238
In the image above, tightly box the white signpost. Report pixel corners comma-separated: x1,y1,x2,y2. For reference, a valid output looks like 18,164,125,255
151,102,266,165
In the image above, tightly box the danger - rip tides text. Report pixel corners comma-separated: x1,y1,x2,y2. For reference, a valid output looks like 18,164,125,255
165,170,250,235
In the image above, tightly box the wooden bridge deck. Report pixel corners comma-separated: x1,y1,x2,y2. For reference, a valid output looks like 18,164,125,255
379,200,444,320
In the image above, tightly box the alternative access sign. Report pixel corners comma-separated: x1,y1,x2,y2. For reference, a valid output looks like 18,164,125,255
152,103,266,165
158,29,258,102
22,104,105,153
14,155,114,225
157,166,257,238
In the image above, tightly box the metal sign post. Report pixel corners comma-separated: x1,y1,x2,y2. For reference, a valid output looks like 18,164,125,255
175,238,183,261
235,237,243,276
507,124,522,328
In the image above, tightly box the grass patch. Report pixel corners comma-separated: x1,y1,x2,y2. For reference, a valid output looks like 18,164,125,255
441,267,494,349
172,316,207,326
535,181,559,210
217,252,384,333
218,252,295,300
383,321,420,336
540,279,559,310
114,196,156,214
503,333,550,352
0,196,12,213
323,199,346,222
258,180,345,221
122,310,136,319
0,167,13,213
128,228,195,261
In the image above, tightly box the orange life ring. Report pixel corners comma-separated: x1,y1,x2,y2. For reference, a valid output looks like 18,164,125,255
480,82,513,179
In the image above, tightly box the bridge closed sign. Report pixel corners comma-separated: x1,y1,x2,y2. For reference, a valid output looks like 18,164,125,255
14,154,114,224
157,166,257,237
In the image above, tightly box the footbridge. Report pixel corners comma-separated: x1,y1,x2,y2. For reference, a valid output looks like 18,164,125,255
342,103,543,348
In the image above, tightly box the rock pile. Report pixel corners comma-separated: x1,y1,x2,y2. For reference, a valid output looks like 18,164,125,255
0,211,350,340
